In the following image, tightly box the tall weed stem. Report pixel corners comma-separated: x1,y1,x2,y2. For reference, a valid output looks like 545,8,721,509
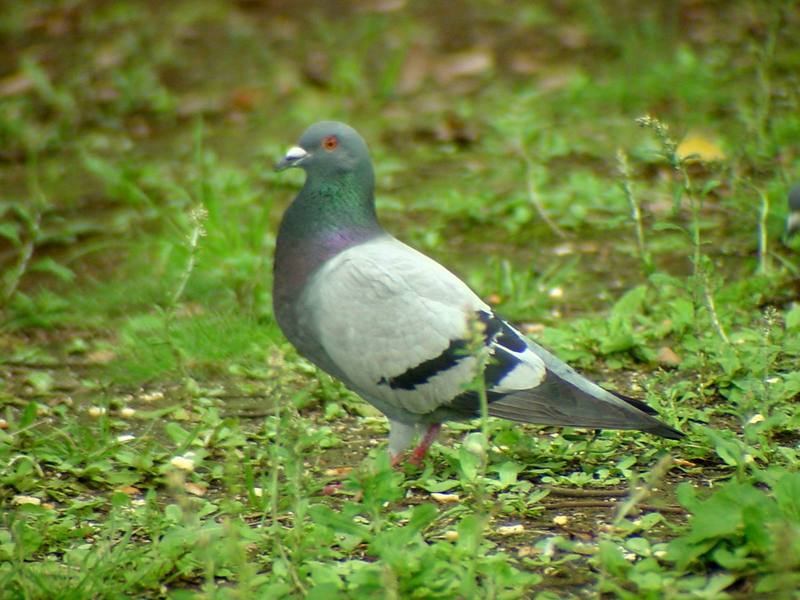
514,142,568,239
637,115,730,346
617,149,653,275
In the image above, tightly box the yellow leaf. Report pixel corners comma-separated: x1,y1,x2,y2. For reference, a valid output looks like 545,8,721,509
677,133,725,162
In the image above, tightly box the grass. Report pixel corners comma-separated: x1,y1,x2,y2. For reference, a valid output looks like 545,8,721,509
1,0,800,597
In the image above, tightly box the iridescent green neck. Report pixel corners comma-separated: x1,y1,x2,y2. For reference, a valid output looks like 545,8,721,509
280,166,380,244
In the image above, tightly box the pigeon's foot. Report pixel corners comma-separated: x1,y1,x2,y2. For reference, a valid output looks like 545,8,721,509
389,423,442,467
407,423,442,467
321,482,343,495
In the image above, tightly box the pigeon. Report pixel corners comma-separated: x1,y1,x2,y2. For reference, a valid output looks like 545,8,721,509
786,183,800,240
273,121,683,462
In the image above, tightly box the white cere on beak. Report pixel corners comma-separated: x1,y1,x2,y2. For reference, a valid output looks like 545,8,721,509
285,146,308,160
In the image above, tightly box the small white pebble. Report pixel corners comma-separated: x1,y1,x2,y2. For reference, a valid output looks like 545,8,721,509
120,407,136,418
13,495,41,506
496,524,524,536
747,413,765,425
431,492,460,504
140,391,165,403
552,515,569,526
116,434,135,443
184,482,207,496
516,546,538,558
624,552,637,561
323,467,352,477
170,455,195,471
88,406,107,418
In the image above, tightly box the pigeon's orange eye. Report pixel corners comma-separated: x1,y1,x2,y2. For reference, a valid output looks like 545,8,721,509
322,136,338,151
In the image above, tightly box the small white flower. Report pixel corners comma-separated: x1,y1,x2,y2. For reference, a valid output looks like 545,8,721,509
116,434,135,443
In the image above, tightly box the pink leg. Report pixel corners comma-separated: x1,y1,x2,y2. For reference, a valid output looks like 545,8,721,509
322,424,443,494
408,423,442,467
321,482,343,495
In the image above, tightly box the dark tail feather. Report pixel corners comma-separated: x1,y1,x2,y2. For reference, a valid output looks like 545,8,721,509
642,421,684,440
606,389,684,439
605,388,658,415
457,375,685,440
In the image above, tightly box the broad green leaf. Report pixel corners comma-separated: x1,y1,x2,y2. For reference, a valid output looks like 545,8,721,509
308,504,369,538
786,305,800,330
20,401,39,428
611,285,647,319
0,222,21,245
597,540,629,577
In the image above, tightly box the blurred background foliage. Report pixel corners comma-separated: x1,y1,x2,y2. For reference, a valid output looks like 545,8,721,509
1,1,800,598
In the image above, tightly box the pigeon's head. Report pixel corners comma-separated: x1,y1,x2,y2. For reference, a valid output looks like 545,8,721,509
275,121,371,178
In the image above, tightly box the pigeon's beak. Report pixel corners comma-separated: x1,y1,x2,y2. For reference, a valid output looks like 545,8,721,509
275,146,308,171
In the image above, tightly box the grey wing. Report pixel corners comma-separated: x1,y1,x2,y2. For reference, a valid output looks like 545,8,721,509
299,237,545,416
